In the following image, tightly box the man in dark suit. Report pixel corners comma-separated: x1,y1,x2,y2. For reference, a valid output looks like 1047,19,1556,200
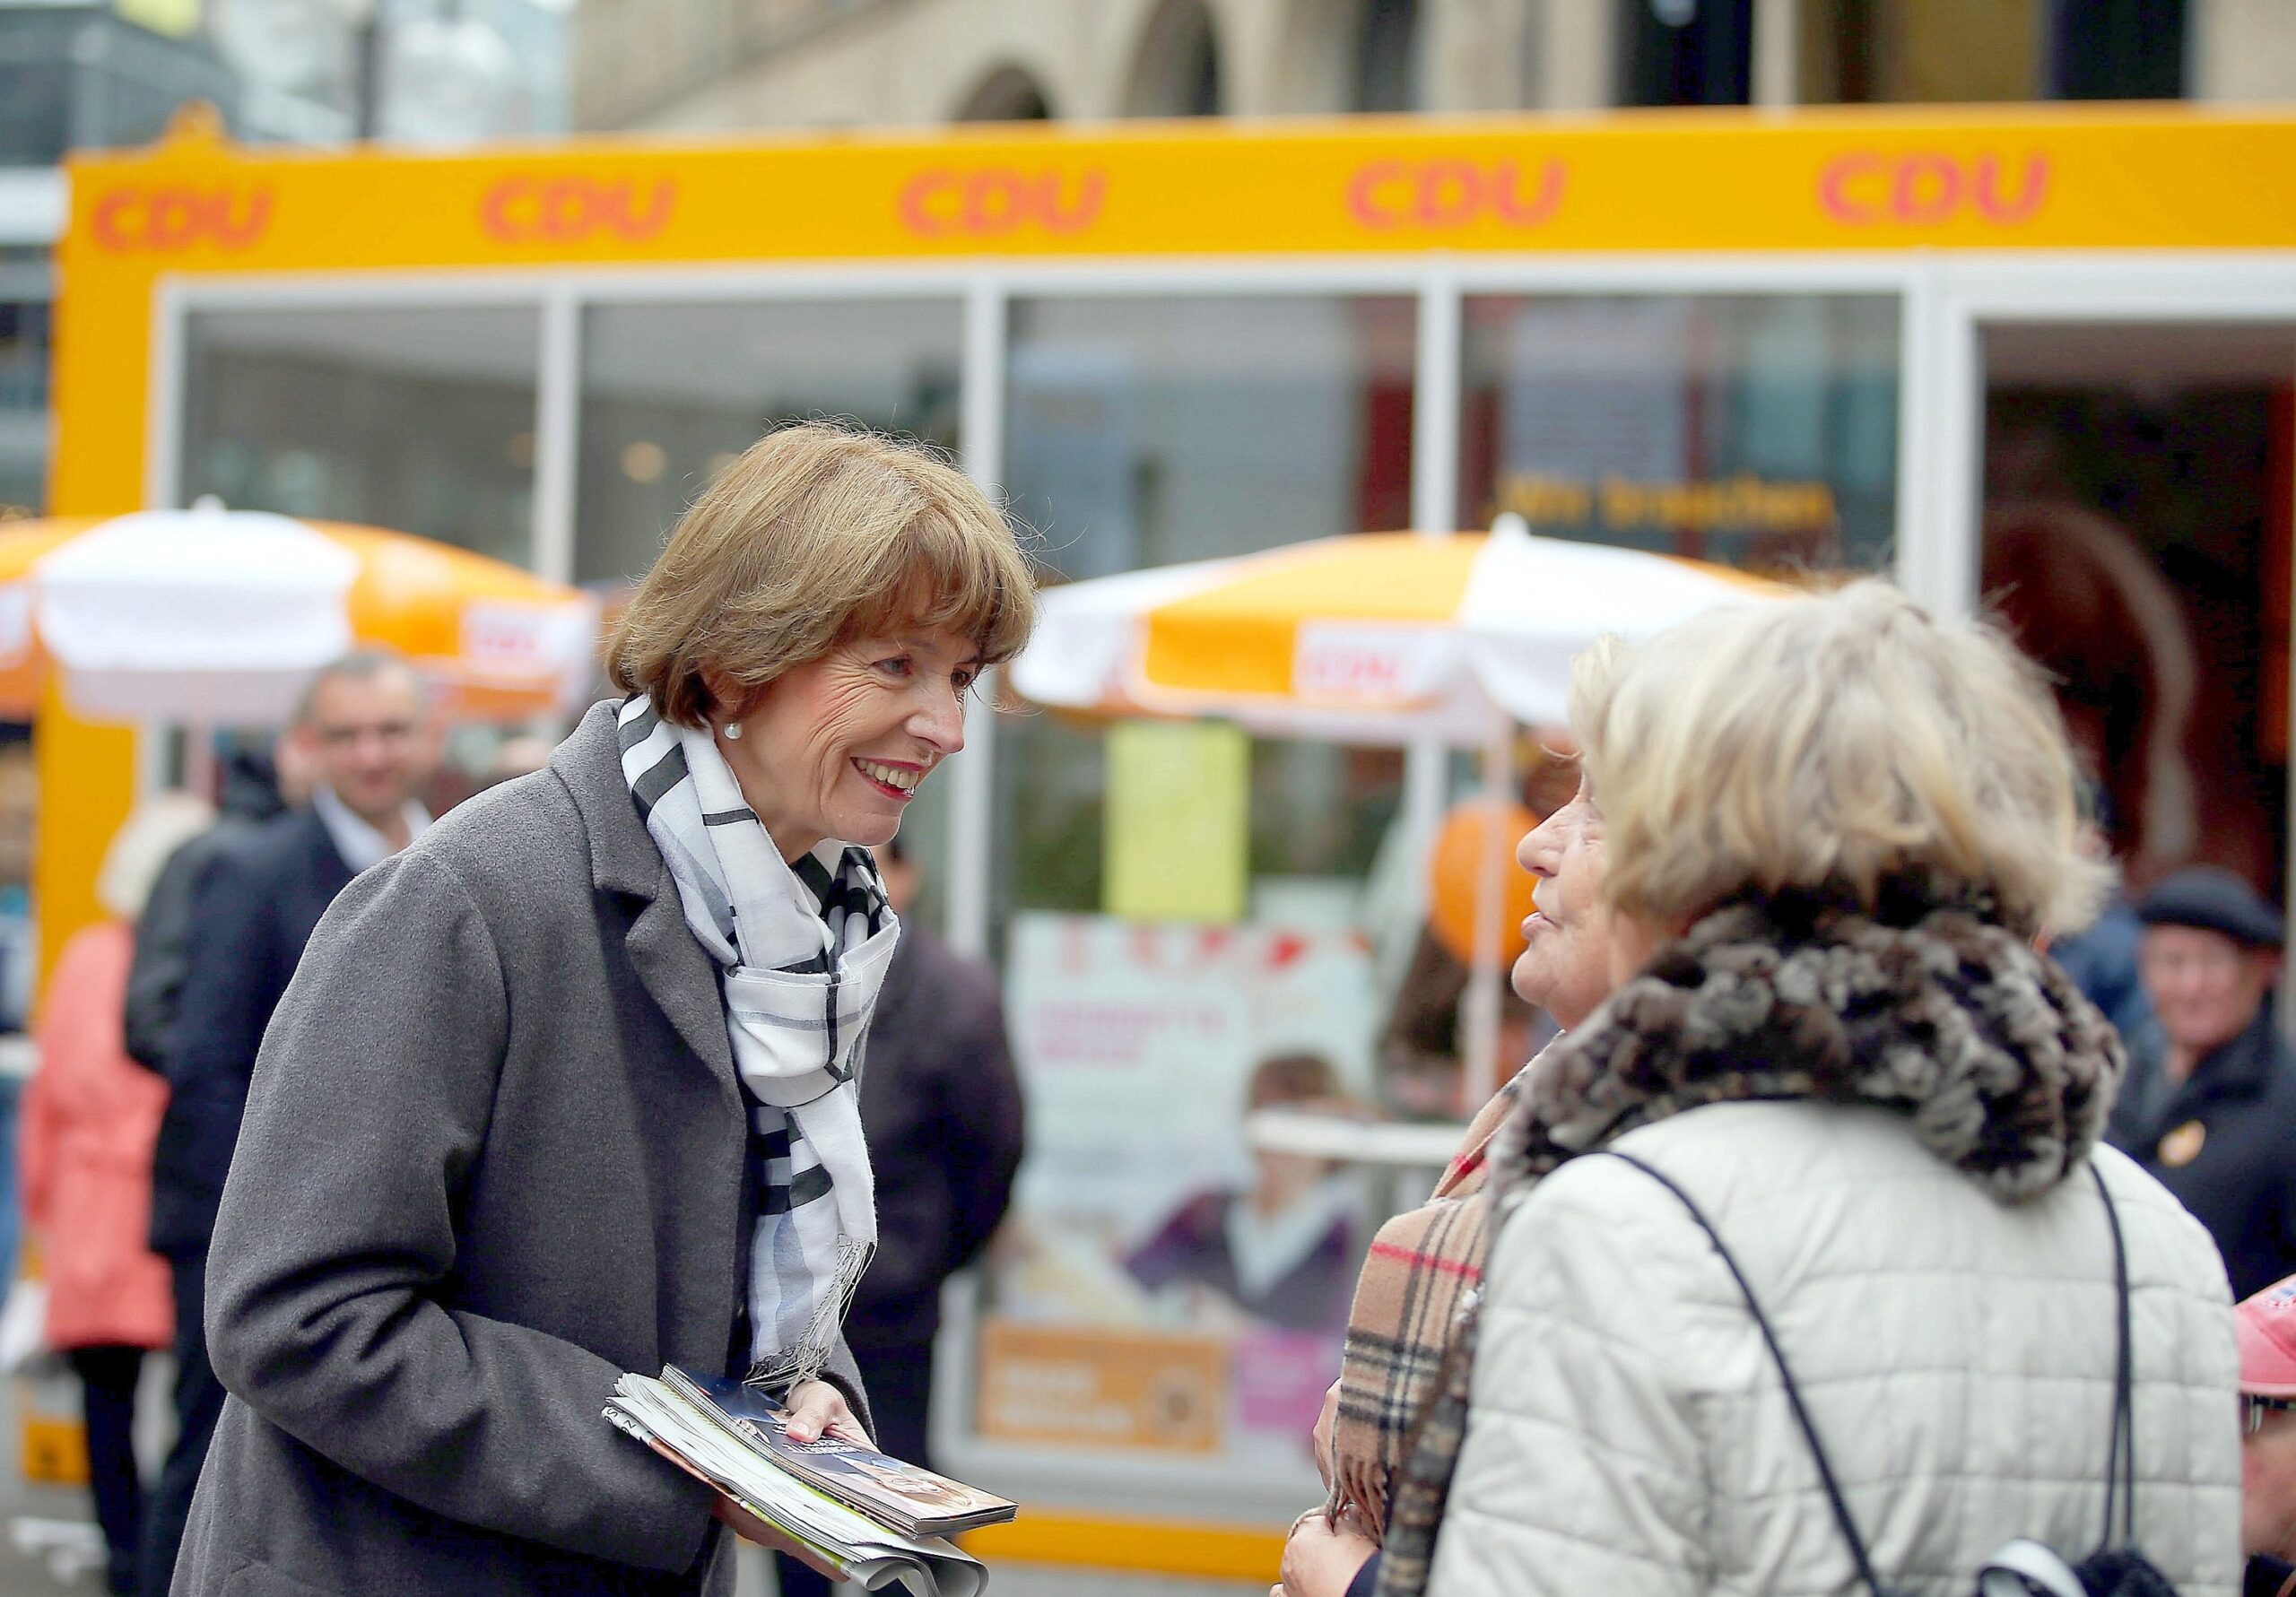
775,839,1023,1597
141,650,436,1597
123,745,306,1072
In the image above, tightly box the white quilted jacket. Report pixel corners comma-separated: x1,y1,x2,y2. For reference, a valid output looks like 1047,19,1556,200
1423,1099,2241,1597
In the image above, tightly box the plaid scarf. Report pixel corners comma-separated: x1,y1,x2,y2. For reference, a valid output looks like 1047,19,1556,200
617,696,899,1389
1373,884,2124,1597
1328,1065,1526,1537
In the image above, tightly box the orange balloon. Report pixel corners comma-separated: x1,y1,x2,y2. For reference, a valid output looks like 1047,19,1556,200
1427,800,1540,968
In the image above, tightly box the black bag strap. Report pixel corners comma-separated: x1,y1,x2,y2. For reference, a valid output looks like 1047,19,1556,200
1598,1149,1896,1597
2090,1161,2137,1552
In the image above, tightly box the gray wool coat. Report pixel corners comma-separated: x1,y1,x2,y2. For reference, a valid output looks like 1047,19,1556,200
172,702,871,1597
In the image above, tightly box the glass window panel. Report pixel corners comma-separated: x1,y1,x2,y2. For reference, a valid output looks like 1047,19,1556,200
994,292,1415,936
978,299,1413,1489
1979,321,2296,921
1460,292,1900,572
1004,295,1414,580
181,305,540,566
0,283,49,516
575,299,963,586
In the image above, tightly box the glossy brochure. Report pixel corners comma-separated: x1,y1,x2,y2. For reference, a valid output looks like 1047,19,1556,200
604,1373,988,1597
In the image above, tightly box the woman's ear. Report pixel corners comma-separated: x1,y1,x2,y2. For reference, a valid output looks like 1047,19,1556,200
699,669,746,726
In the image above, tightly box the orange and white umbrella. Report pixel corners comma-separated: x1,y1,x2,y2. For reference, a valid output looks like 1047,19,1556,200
0,502,598,723
1013,519,1779,741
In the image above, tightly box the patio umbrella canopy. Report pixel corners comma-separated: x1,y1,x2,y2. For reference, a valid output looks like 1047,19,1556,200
1012,519,1780,741
0,501,598,724
1014,520,1787,1108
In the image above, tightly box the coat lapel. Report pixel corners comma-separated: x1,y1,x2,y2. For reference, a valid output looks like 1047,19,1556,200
622,890,738,1087
552,702,738,1090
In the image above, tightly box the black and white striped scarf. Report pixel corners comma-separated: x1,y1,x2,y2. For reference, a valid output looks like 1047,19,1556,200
616,696,899,1389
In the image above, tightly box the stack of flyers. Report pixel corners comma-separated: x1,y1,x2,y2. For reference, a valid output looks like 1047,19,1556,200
654,1367,1017,1538
604,1368,1010,1597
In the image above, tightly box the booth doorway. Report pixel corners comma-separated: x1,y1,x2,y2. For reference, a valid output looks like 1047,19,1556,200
1977,320,2296,904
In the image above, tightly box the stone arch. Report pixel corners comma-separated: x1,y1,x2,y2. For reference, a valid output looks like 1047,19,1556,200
1123,0,1223,116
952,62,1056,121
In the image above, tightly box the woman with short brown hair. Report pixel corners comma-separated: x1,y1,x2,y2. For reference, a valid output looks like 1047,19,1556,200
176,422,1035,1597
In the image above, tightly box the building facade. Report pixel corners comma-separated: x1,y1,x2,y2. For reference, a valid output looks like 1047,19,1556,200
574,0,2293,137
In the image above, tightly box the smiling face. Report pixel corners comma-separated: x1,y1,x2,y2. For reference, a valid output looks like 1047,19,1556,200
296,664,434,832
2141,924,2277,1072
715,628,978,861
1512,775,1614,1030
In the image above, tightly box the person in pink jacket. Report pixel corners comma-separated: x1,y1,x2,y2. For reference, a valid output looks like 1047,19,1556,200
22,794,213,1597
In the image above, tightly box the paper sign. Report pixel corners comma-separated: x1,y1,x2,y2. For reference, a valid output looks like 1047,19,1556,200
1102,720,1248,924
975,1320,1227,1455
1001,913,1377,1258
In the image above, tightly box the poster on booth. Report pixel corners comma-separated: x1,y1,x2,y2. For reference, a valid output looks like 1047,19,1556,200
979,913,1378,1471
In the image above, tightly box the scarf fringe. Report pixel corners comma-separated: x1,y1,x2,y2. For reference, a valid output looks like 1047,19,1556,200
748,1235,876,1391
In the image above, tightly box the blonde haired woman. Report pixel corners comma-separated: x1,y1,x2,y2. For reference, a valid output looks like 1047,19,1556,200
176,423,1034,1597
1365,581,2240,1597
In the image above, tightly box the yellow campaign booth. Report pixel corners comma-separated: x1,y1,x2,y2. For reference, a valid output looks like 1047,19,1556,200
43,102,2296,1583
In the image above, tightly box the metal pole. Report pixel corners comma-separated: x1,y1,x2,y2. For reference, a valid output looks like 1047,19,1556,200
529,287,580,586
1401,268,1465,931
354,17,383,141
1896,261,1981,622
1460,706,1513,1110
1752,0,1801,108
1411,268,1461,537
948,278,1007,961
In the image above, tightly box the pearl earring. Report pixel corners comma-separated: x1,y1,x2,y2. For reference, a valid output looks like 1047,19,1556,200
723,722,743,741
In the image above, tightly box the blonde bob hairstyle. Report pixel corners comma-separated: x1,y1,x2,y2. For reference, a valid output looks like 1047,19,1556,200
609,422,1037,727
1570,577,2109,938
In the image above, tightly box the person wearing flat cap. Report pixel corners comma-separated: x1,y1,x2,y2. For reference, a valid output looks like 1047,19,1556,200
2107,866,2296,1299
2233,1275,2296,1596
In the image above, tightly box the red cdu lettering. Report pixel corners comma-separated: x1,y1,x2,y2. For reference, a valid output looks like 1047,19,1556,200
966,171,1025,232
1490,159,1566,225
88,187,273,253
1346,158,1566,230
899,172,960,234
1972,153,2048,222
1817,154,1886,224
1817,151,2050,227
1037,170,1106,232
1417,161,1480,227
1345,161,1409,227
1892,154,1961,224
480,176,675,243
898,169,1107,238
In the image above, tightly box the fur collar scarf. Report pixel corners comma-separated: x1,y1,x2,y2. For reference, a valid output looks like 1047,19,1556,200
1489,883,2126,1206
